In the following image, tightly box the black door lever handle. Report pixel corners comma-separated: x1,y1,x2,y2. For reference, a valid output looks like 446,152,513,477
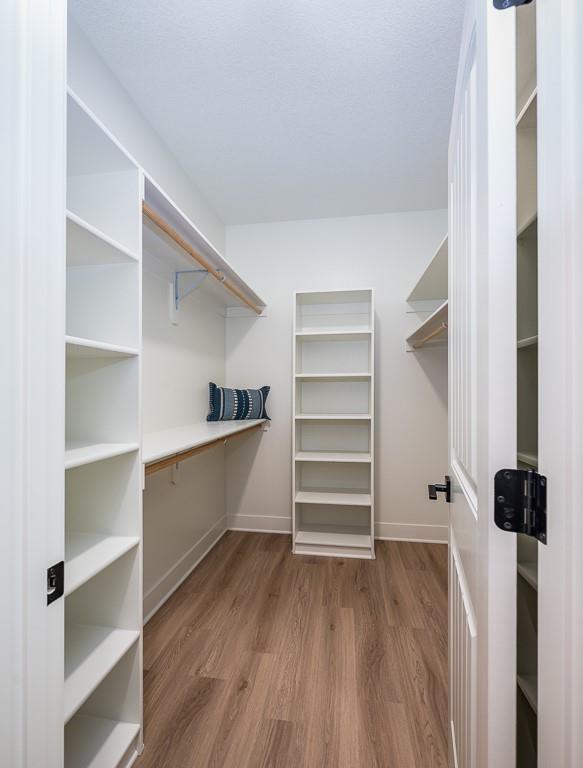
428,476,451,503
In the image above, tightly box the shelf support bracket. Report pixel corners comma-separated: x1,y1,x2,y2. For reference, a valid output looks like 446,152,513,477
169,268,219,324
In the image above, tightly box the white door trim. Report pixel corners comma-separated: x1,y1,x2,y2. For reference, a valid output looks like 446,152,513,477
0,3,67,766
538,0,583,765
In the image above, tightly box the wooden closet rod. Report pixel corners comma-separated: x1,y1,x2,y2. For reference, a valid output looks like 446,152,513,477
142,202,262,315
145,421,264,476
412,321,448,349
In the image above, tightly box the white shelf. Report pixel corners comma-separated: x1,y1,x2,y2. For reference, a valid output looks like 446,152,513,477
517,88,537,129
295,413,371,421
65,715,140,768
143,176,266,312
295,372,370,381
66,336,139,359
295,490,371,506
518,451,538,468
65,532,140,596
518,561,538,591
517,674,537,713
295,329,372,341
295,451,371,463
406,300,448,349
518,335,538,349
64,625,140,724
407,234,448,302
295,528,371,549
66,210,138,265
65,442,140,471
143,419,266,465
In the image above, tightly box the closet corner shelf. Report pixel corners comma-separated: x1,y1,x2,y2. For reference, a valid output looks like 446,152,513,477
143,419,267,475
66,335,139,359
65,715,140,768
65,442,140,471
406,234,448,303
294,490,372,507
518,561,538,591
66,209,139,265
406,300,448,350
517,674,538,713
64,624,140,724
65,532,140,596
517,335,538,349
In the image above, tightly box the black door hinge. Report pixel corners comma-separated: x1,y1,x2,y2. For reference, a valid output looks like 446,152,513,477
428,475,452,503
494,469,547,544
47,561,64,605
494,0,533,10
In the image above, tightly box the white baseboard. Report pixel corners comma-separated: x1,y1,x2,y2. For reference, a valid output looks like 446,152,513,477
143,516,228,622
227,513,292,533
374,521,448,544
228,516,447,544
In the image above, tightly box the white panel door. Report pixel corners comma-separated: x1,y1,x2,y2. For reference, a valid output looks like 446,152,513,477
448,1,518,766
0,2,67,767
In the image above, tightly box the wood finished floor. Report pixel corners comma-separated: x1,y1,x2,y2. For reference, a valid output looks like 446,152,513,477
135,532,448,768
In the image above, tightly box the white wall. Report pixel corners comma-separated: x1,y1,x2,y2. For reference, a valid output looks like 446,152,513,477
225,210,449,542
141,262,228,618
68,15,225,252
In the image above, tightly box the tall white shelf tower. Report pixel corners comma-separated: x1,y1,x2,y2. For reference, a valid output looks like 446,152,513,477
292,289,375,559
64,92,143,767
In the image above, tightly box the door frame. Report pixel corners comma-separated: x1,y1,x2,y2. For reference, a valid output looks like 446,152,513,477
0,3,67,766
537,0,583,765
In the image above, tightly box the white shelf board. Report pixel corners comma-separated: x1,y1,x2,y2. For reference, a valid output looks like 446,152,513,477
66,210,138,265
66,336,139,359
517,451,538,468
295,490,371,506
295,451,371,463
406,300,448,349
518,335,538,349
295,372,371,381
65,532,140,596
143,176,265,312
295,528,371,549
143,419,266,465
296,329,372,340
295,329,372,341
517,88,537,130
295,413,371,421
65,625,140,724
518,561,538,591
65,442,140,471
517,674,537,713
65,715,139,768
407,234,448,302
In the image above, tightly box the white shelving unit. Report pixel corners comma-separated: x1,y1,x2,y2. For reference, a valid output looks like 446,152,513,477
65,90,143,765
292,289,375,559
515,4,539,766
406,236,448,349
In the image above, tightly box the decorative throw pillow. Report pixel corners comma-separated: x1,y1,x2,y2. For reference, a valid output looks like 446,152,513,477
207,382,270,421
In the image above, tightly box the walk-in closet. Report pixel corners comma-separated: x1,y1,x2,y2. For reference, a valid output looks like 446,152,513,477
6,1,582,767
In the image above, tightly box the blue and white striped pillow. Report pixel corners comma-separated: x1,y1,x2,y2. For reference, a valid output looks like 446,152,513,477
207,382,270,422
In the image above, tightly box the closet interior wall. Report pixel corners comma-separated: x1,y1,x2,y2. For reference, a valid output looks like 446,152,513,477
225,211,449,541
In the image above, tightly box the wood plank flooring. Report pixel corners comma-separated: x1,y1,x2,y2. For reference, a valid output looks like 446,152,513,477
135,532,448,768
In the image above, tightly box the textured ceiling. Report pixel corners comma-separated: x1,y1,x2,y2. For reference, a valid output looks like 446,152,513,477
71,1,464,224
